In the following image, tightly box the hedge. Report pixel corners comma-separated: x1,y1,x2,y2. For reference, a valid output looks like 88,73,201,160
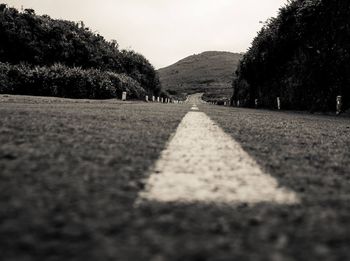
0,62,146,99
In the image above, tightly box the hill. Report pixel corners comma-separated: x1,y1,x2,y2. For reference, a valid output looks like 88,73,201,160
158,51,243,102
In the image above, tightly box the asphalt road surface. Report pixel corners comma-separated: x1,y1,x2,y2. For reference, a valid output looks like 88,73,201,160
1,94,350,261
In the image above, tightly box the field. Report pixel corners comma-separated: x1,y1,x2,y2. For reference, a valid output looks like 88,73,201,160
1,94,350,261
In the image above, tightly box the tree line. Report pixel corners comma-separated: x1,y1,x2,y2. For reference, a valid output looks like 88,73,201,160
233,0,350,112
0,4,161,99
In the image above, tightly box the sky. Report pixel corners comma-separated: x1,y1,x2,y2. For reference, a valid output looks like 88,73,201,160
3,0,288,69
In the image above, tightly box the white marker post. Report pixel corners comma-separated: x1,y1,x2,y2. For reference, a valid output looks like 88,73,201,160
145,95,149,102
161,98,164,103
152,96,155,102
336,95,342,115
122,92,127,101
277,97,281,110
157,97,160,102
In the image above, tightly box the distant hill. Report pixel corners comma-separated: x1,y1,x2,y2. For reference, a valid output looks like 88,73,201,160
157,51,243,101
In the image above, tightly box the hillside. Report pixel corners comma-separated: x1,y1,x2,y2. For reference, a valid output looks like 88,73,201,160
158,51,243,102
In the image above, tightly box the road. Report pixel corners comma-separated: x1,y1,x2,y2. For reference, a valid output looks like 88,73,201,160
185,92,207,104
1,94,350,261
139,94,298,205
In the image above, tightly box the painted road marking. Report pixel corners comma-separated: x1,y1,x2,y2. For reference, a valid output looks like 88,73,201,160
138,109,300,205
191,105,199,111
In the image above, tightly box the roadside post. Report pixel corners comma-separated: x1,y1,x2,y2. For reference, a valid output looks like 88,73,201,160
255,99,258,108
152,96,155,102
145,95,149,102
161,98,164,103
277,97,281,110
237,100,240,107
157,97,160,102
336,95,342,115
122,92,127,101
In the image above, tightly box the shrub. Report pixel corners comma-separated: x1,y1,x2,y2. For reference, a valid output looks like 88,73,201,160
0,5,161,96
233,0,350,112
0,62,147,99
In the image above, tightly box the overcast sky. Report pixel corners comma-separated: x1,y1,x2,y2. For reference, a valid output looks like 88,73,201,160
3,0,288,68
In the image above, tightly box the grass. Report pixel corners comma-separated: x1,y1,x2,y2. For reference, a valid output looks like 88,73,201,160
201,87,233,103
0,94,189,261
200,104,350,261
1,95,350,260
158,51,242,99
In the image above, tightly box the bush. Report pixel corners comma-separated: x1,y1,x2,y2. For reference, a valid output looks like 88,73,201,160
0,5,161,96
233,0,350,112
0,62,146,99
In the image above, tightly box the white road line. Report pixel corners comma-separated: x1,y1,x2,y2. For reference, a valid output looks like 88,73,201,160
138,110,300,205
191,105,199,111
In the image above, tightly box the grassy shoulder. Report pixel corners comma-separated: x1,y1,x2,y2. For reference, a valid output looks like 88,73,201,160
200,104,350,260
2,96,350,261
0,95,189,260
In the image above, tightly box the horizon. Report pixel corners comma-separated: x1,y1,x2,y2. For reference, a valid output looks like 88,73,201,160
2,0,288,69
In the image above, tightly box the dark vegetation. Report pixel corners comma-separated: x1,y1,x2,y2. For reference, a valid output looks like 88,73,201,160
0,4,161,99
233,0,350,112
158,51,243,102
0,63,146,99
